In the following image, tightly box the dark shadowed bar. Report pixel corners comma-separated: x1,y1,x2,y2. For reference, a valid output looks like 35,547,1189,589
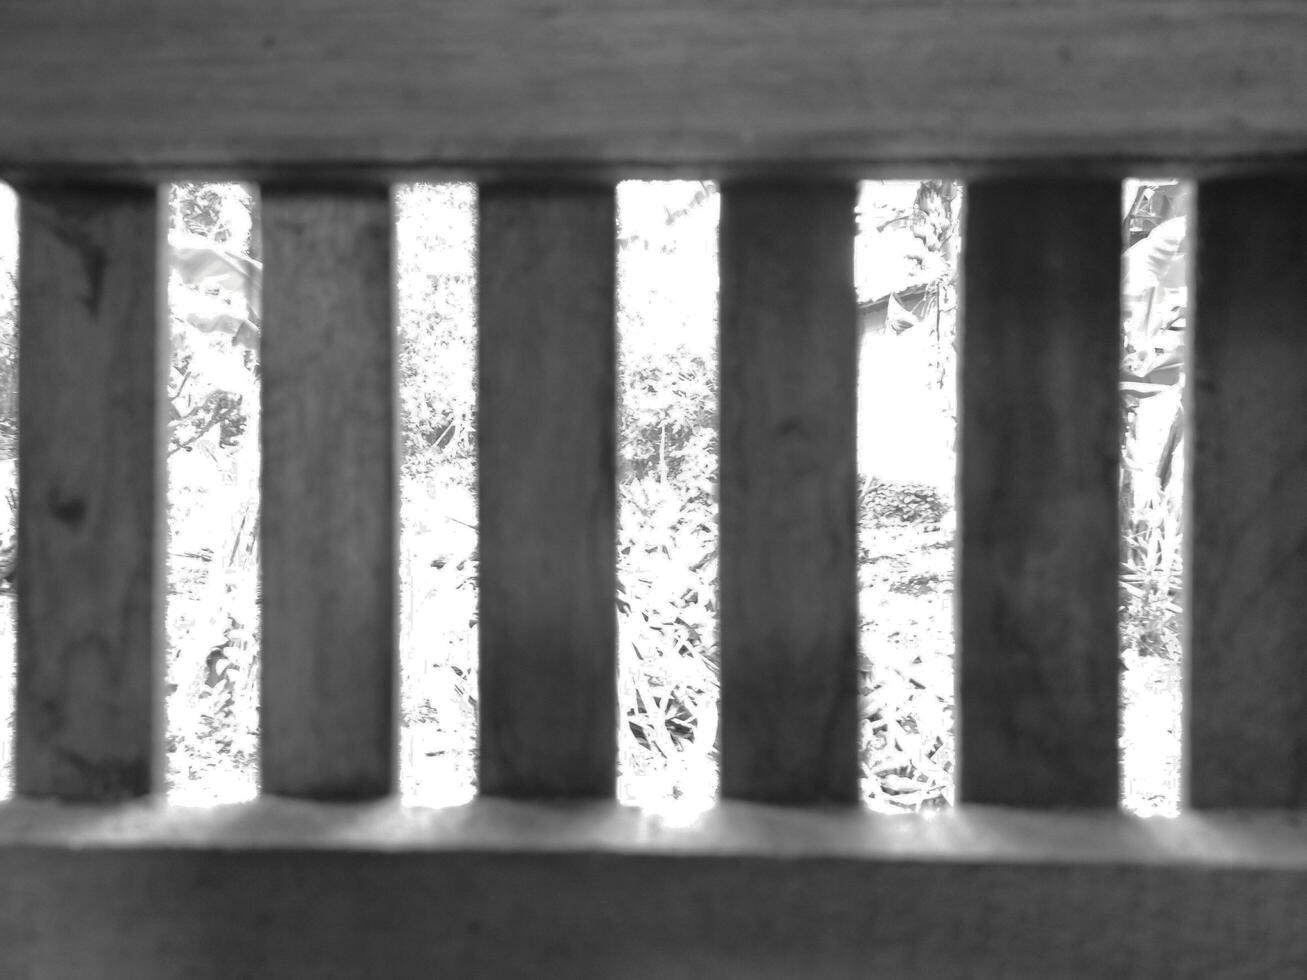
1189,177,1307,809
260,185,397,799
478,182,618,797
958,179,1120,807
718,181,859,804
15,184,165,800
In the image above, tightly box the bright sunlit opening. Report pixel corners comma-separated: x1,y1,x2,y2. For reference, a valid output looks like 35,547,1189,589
165,183,261,805
0,182,15,801
395,183,479,808
1119,178,1189,818
855,180,959,813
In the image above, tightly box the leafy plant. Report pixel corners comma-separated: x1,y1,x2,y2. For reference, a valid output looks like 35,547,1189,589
1119,180,1188,665
164,183,263,800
